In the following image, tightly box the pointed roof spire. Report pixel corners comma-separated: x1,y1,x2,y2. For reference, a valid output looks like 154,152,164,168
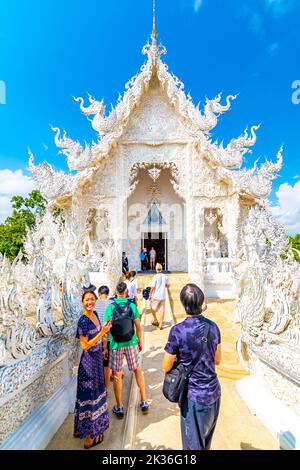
151,0,157,45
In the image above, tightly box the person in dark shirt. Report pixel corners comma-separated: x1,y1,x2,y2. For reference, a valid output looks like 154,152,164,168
122,252,129,275
162,283,221,450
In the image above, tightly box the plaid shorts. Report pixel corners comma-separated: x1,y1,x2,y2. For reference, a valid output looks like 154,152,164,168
109,345,140,372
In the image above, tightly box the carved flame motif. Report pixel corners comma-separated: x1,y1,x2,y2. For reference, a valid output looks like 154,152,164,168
147,166,161,182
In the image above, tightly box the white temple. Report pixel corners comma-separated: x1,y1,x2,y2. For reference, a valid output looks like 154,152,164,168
29,19,282,298
0,7,299,450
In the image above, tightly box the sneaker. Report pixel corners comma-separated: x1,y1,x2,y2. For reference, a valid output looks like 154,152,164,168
140,401,149,413
112,405,124,419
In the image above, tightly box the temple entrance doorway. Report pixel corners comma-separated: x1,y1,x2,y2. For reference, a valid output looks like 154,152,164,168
142,232,167,271
124,167,187,272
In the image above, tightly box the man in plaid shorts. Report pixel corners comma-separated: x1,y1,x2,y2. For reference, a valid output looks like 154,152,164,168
104,281,149,419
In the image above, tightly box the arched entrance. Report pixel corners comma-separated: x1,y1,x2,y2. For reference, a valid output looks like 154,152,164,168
141,202,168,270
123,165,187,272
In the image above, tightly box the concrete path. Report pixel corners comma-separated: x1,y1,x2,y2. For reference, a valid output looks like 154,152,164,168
48,273,279,450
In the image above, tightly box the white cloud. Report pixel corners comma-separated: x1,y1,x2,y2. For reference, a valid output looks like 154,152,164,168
265,0,296,16
194,0,203,13
267,42,280,56
0,196,13,222
249,13,264,34
239,1,297,36
0,169,36,222
269,180,300,235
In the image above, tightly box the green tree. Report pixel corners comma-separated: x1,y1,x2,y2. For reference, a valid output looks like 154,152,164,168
289,234,300,262
0,190,47,260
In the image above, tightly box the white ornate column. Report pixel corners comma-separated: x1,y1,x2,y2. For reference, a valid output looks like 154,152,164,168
227,194,240,259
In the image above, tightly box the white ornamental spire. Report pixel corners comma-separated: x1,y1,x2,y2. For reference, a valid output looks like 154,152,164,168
142,0,166,62
152,0,157,45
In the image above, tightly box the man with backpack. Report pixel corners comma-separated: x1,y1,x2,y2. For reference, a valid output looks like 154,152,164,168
104,281,149,419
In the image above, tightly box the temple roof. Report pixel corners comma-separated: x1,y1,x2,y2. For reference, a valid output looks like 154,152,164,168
29,33,283,204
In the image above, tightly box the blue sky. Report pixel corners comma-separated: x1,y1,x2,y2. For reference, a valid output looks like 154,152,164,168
0,0,300,232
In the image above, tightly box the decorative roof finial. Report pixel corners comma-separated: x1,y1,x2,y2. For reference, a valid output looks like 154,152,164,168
151,0,157,45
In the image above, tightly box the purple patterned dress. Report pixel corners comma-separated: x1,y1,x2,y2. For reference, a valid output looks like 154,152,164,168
74,312,109,439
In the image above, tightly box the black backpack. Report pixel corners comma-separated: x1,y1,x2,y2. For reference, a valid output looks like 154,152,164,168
142,286,151,300
110,300,135,343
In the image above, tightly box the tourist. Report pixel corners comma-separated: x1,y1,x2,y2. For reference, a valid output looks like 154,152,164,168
95,285,113,388
122,251,129,275
104,281,149,419
149,263,170,329
149,246,156,271
140,248,147,271
162,284,221,451
124,270,131,290
127,270,139,306
143,247,148,270
74,291,112,449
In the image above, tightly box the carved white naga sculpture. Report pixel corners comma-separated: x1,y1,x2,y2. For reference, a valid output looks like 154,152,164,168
0,208,95,364
235,205,300,376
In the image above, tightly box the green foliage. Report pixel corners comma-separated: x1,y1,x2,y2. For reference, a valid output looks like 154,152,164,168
52,206,65,225
0,190,47,261
289,234,300,262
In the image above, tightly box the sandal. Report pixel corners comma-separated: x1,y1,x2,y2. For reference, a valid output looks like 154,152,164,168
151,321,159,326
84,434,104,449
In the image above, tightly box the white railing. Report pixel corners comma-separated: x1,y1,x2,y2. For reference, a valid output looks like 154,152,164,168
204,257,232,276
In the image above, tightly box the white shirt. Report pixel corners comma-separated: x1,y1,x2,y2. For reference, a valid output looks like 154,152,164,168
152,273,169,300
125,280,131,292
128,278,138,299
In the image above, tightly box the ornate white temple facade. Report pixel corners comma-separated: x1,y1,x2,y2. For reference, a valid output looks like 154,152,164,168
29,32,282,298
0,26,299,450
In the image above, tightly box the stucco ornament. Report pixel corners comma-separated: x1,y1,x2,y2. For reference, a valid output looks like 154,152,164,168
210,124,260,169
51,127,93,172
235,205,300,383
218,146,283,199
2,252,37,360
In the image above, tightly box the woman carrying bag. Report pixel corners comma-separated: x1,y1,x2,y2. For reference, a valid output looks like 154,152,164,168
162,284,221,450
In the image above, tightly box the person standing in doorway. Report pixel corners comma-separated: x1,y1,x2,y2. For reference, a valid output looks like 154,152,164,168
149,263,170,330
149,246,156,271
140,248,147,271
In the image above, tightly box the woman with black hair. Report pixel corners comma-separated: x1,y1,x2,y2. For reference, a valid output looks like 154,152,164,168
162,283,221,450
74,290,112,449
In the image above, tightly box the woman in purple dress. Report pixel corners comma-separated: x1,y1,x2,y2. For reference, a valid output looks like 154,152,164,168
74,290,112,449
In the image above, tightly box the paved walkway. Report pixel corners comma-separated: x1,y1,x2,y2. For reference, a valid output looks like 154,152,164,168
48,274,279,450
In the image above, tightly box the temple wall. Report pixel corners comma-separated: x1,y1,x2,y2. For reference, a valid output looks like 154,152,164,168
0,338,79,449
